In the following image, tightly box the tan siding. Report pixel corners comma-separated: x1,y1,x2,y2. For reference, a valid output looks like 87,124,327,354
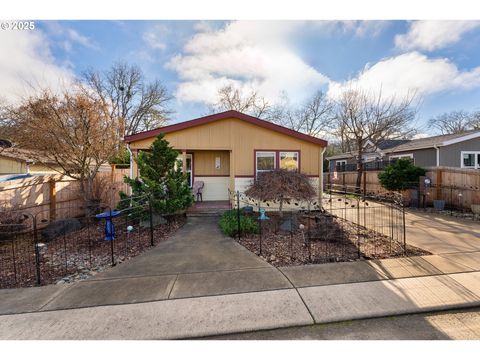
129,117,324,177
0,157,25,174
193,150,229,176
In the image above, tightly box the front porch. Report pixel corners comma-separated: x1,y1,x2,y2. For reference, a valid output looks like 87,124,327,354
177,149,233,203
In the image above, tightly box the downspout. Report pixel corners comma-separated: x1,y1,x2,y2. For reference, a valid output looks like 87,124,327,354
319,147,327,203
126,143,133,179
433,144,440,167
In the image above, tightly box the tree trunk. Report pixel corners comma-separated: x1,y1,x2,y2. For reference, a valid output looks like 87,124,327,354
356,160,363,194
81,176,100,217
279,197,284,218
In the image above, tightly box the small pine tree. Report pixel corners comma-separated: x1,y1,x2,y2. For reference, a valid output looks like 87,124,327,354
119,134,193,214
378,159,426,191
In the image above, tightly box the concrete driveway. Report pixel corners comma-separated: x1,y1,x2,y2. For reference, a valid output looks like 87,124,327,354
405,210,480,254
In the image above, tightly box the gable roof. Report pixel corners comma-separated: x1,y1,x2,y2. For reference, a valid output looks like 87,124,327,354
326,139,411,161
124,110,328,146
0,147,57,165
385,130,480,153
377,139,411,150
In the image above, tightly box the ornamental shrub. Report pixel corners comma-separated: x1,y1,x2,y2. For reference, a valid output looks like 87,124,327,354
219,209,259,237
378,158,426,191
118,133,193,214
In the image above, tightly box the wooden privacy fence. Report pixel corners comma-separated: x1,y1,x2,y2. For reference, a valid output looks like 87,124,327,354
0,168,130,219
324,166,480,210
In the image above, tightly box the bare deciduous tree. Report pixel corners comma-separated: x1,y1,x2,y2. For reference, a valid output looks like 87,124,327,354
427,110,480,134
334,88,417,190
7,86,119,210
272,90,335,137
83,62,173,138
210,83,271,119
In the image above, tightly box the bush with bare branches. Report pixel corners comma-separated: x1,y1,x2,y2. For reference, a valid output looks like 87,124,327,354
245,169,316,217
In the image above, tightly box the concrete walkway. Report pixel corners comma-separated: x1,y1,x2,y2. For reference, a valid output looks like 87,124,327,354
405,210,480,254
0,216,292,314
2,214,480,339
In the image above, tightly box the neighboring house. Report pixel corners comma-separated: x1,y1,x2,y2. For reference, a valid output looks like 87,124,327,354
0,147,62,175
0,147,112,177
384,130,480,169
327,139,410,172
327,130,480,171
124,110,328,203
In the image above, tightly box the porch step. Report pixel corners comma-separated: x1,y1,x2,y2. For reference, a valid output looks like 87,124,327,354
187,209,226,217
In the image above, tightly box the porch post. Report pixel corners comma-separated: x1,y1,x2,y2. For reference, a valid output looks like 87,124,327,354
229,150,235,207
181,150,187,174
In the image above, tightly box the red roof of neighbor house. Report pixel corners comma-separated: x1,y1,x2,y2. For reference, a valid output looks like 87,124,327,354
124,110,328,147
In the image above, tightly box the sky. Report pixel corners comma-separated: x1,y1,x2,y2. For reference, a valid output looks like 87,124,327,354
1,20,480,136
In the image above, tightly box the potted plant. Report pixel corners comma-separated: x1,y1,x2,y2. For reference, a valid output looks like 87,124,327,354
433,199,446,211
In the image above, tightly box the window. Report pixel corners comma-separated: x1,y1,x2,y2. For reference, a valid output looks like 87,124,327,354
389,153,414,161
279,151,299,171
461,151,480,169
255,150,300,177
363,156,377,163
335,160,347,171
256,151,276,176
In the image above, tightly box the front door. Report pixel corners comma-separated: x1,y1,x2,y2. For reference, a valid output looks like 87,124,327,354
185,154,193,188
177,153,193,188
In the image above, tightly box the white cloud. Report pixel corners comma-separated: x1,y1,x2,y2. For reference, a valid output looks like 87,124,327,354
143,24,170,51
335,20,390,37
166,21,329,105
0,29,74,103
395,20,480,51
44,22,98,52
328,52,480,101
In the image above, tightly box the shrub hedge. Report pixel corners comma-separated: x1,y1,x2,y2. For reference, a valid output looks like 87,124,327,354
219,209,259,237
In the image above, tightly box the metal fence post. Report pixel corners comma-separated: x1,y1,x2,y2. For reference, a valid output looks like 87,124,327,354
110,211,115,266
149,197,154,247
258,204,262,256
357,196,361,259
33,218,41,285
402,202,407,256
110,235,115,266
236,191,241,241
290,210,293,260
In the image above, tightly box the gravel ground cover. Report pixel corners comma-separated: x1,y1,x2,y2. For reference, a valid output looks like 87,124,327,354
236,212,430,267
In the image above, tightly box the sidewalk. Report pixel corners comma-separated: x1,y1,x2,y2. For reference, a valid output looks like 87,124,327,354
2,251,480,339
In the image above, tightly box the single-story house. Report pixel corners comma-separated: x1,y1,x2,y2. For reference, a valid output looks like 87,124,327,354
0,146,112,177
384,130,480,169
327,139,410,172
327,130,480,171
124,110,328,204
0,147,61,175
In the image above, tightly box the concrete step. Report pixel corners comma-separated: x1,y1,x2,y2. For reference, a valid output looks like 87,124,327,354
187,211,227,217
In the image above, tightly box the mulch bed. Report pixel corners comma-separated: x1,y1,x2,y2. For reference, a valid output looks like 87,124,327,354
236,212,430,267
0,214,186,289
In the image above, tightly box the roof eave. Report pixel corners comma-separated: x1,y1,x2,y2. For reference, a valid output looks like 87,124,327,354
124,110,328,147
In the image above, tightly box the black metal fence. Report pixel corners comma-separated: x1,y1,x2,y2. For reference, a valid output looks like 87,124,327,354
0,195,184,289
334,159,413,172
227,185,411,266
